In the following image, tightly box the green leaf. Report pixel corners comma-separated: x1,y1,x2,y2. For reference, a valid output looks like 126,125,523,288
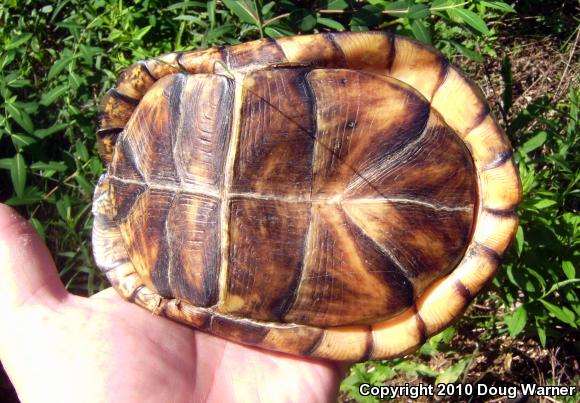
264,25,294,38
515,225,524,256
222,0,261,25
11,134,37,148
47,55,75,81
435,357,471,384
75,141,90,162
56,197,71,222
30,161,68,172
506,306,528,337
134,26,152,40
371,0,410,12
543,279,580,299
40,85,69,106
5,186,43,206
540,300,577,327
0,158,12,170
174,15,209,27
350,4,383,28
411,20,431,44
289,9,317,32
520,131,547,154
29,217,46,241
430,0,454,9
261,1,275,16
562,261,575,280
408,4,430,19
450,41,483,62
317,17,345,31
447,8,491,35
75,174,94,195
323,0,350,10
35,123,69,139
5,33,33,50
394,361,439,377
1,50,16,69
481,1,516,13
10,153,27,197
165,1,207,10
207,0,217,26
5,103,34,134
536,324,547,347
533,199,556,209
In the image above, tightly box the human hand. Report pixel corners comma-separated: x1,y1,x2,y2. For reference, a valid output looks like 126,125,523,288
0,204,344,403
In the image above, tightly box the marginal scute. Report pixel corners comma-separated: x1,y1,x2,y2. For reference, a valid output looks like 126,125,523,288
261,325,325,356
105,260,143,300
92,178,129,271
463,114,513,171
416,276,471,335
143,52,181,79
474,209,518,255
210,316,270,345
390,36,448,101
226,38,287,70
276,34,346,67
98,89,135,131
431,66,489,137
330,31,394,71
450,244,498,295
178,47,225,74
116,62,156,100
370,308,423,359
479,159,522,210
162,299,212,330
310,326,370,361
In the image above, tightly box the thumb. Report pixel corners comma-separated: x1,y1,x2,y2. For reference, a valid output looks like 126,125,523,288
0,204,68,312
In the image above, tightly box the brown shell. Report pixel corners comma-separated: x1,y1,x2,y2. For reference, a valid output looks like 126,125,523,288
92,32,522,361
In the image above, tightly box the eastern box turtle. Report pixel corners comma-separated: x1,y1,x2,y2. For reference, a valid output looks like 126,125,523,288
92,32,522,361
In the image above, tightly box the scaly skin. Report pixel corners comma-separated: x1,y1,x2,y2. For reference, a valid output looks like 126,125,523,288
0,204,343,403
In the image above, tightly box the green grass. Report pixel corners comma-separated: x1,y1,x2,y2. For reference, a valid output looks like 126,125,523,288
1,0,578,400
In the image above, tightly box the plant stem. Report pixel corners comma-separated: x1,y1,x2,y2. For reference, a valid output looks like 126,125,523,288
263,13,289,27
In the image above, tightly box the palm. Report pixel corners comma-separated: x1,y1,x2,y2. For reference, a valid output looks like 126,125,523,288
0,205,342,403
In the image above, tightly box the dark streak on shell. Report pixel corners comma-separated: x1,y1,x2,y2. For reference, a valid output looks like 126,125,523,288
453,279,473,303
414,306,429,344
483,149,512,171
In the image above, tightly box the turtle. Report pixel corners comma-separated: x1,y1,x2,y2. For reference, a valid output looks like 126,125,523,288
92,31,522,362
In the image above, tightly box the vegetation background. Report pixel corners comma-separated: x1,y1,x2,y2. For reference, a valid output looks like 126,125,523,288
0,0,578,401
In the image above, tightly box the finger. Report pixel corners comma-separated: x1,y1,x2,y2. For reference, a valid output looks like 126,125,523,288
0,204,68,311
